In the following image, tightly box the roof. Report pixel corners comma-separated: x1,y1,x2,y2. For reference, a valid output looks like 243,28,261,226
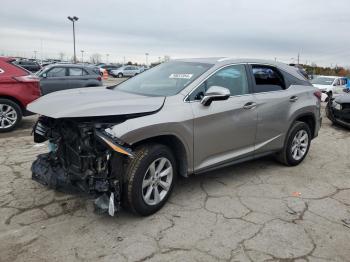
173,57,307,81
0,56,16,62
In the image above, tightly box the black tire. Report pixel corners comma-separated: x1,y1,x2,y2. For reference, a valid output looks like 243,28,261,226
118,73,123,78
0,99,22,133
123,143,177,216
276,121,311,166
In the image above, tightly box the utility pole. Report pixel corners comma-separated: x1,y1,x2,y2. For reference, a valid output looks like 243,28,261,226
34,50,37,60
297,52,300,65
123,56,126,65
81,50,84,63
145,53,149,66
106,54,109,63
67,16,79,63
40,39,43,64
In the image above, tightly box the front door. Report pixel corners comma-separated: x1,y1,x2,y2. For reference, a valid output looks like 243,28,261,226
190,64,257,172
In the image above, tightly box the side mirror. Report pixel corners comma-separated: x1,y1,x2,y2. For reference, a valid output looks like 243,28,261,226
42,73,47,78
201,86,230,106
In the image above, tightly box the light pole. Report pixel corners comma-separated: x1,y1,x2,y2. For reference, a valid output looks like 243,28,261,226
34,51,37,60
67,16,79,63
106,54,109,64
145,53,149,66
81,50,84,63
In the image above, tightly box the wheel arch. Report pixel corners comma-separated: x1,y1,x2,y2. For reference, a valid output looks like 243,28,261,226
0,95,25,113
292,113,316,139
132,134,189,178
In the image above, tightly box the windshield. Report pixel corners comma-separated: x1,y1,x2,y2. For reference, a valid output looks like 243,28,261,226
116,61,213,96
311,77,335,85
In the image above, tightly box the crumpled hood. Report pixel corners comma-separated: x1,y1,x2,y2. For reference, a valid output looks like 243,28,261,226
27,86,165,118
334,93,350,104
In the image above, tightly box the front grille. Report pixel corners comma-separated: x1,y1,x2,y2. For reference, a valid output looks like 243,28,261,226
341,103,350,110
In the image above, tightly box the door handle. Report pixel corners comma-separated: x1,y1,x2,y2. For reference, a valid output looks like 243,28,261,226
289,96,298,102
243,102,257,109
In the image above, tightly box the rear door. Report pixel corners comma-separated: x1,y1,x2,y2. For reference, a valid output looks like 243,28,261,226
190,64,257,171
68,67,90,89
40,67,68,95
248,64,295,154
124,66,133,76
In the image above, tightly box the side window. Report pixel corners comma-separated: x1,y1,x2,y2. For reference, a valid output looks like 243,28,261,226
82,69,89,76
335,79,341,86
47,67,66,77
69,68,83,76
252,65,285,92
190,64,249,101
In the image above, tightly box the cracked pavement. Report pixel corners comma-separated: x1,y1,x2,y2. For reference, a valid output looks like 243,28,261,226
0,108,349,262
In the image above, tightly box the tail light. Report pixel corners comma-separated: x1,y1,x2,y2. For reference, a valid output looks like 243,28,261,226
13,75,40,83
97,76,102,81
14,75,41,96
313,90,322,100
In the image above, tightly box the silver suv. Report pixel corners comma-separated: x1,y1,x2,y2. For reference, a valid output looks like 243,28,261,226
28,58,321,216
110,65,142,78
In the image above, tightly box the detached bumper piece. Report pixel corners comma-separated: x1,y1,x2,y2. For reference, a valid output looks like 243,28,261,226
32,153,70,189
31,153,122,216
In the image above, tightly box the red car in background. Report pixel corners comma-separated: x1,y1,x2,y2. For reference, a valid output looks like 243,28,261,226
0,57,41,132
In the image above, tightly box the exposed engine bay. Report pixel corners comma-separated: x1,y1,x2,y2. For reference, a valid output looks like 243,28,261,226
31,116,134,215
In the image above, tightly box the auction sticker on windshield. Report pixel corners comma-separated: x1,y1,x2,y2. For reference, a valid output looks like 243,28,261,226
169,73,193,79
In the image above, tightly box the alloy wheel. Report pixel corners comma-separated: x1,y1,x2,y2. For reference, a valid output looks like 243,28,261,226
291,130,309,161
0,104,18,130
142,157,173,206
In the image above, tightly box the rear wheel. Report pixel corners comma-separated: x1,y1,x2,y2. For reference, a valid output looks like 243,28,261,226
276,121,311,166
123,143,176,216
0,99,22,133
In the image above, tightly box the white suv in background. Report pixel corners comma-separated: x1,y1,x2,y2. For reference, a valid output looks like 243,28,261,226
311,76,347,100
110,65,142,78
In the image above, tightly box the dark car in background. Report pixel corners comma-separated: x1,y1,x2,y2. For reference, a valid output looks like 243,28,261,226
0,57,41,132
13,59,42,73
326,91,350,129
36,64,102,95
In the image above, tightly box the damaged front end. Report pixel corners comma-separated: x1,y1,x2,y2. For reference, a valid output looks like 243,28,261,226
326,94,350,129
31,116,133,215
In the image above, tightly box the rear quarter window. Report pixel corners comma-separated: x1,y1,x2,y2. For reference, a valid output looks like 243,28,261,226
251,65,286,92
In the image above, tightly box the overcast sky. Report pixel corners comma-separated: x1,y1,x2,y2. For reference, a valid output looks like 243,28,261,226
1,0,349,66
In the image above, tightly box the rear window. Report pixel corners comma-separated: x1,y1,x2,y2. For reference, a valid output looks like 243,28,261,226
9,61,31,74
252,65,286,92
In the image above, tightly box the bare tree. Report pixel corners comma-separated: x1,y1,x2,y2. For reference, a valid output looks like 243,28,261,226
90,53,102,64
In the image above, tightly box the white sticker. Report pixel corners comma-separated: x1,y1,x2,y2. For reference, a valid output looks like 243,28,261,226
169,73,193,79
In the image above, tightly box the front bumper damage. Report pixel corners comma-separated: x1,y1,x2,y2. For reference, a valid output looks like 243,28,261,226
326,98,350,129
31,116,134,216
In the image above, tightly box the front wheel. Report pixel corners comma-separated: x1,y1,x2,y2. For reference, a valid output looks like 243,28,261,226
123,143,176,216
117,73,123,78
0,99,22,133
276,121,311,166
